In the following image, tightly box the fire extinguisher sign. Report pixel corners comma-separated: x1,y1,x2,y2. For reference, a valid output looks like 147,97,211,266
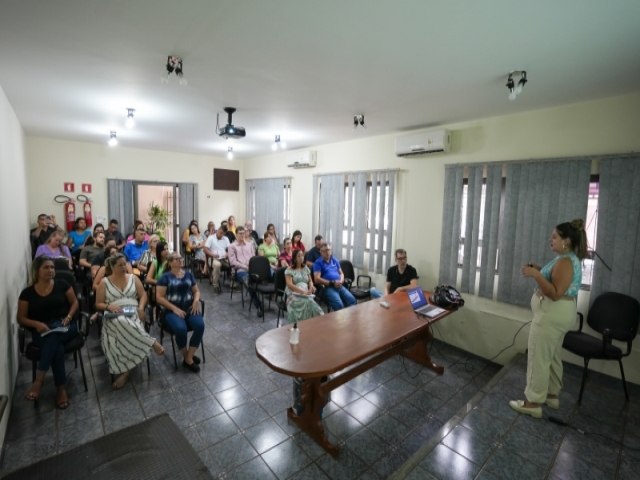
82,183,92,193
64,182,75,193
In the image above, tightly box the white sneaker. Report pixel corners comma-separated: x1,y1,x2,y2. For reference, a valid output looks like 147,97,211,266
509,400,542,418
545,397,560,410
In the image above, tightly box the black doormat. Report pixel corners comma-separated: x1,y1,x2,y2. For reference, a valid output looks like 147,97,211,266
1,413,212,480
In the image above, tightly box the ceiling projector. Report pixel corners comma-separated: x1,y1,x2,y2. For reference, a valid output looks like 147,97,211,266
217,107,246,139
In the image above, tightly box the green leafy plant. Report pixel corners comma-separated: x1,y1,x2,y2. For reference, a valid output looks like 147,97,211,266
147,202,169,240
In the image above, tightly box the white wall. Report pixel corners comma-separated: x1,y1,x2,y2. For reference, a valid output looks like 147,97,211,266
244,92,640,384
0,85,30,446
26,138,245,234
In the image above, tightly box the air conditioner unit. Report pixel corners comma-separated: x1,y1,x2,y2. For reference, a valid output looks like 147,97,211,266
395,129,451,157
287,151,317,168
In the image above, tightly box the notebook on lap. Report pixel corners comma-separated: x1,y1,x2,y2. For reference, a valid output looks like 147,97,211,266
407,288,446,318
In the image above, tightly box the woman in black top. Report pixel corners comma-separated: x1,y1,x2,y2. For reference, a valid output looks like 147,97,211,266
18,256,79,409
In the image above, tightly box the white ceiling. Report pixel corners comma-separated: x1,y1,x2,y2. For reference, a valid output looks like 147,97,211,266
1,0,639,158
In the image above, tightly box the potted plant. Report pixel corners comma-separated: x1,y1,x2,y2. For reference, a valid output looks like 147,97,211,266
147,202,169,240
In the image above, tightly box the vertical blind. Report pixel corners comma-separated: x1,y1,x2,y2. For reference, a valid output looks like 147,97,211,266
245,177,291,240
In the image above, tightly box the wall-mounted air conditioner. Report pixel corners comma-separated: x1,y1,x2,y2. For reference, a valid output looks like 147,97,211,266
287,150,317,168
395,129,451,157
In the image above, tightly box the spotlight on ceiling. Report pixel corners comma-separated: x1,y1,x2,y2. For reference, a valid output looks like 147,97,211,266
227,146,234,160
125,108,135,129
353,114,366,129
506,70,527,101
108,131,118,147
163,55,187,85
272,135,287,151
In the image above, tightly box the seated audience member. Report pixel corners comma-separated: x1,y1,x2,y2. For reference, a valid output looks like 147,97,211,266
221,221,236,243
92,223,105,236
291,230,306,254
155,252,204,373
245,221,260,246
67,217,92,256
18,256,79,409
105,219,126,250
228,226,264,316
305,235,324,268
204,221,216,238
258,232,280,268
95,253,164,389
35,228,73,270
386,248,419,294
126,220,151,243
227,215,238,234
145,241,169,286
30,213,57,258
91,239,116,278
79,231,105,269
266,223,280,246
285,249,324,323
188,222,207,276
93,245,133,291
279,237,294,268
123,225,149,267
313,243,356,311
138,234,160,275
182,220,198,254
204,227,230,293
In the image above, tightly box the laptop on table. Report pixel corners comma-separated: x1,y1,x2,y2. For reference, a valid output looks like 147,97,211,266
407,288,446,318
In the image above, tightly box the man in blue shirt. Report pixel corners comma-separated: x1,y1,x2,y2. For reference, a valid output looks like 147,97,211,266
313,243,356,311
124,227,148,266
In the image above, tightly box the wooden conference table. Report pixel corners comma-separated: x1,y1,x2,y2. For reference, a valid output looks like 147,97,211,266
255,291,452,456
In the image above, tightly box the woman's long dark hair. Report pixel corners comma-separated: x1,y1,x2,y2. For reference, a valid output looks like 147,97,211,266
556,218,588,260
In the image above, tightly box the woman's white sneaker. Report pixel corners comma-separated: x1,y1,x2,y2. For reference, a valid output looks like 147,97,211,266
509,400,542,418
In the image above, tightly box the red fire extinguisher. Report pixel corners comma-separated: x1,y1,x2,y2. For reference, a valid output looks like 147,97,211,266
54,194,76,232
77,194,92,227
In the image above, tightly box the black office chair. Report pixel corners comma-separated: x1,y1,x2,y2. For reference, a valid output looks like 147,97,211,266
229,266,246,309
274,267,288,327
158,299,206,369
562,292,640,403
340,259,372,302
18,312,89,394
248,256,276,321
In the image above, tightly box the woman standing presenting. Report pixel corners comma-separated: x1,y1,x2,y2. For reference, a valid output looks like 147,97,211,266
510,219,587,418
17,257,79,409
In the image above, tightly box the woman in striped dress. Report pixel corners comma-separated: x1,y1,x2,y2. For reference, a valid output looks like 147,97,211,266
96,253,164,389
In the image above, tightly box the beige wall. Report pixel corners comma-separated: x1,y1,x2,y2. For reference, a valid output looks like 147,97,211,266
26,138,245,233
244,91,640,383
0,85,29,445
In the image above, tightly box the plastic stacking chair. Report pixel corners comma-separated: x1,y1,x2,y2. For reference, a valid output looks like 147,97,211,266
562,292,640,403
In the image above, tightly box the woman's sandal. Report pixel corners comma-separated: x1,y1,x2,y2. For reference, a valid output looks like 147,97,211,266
25,388,40,402
56,390,70,410
112,372,130,390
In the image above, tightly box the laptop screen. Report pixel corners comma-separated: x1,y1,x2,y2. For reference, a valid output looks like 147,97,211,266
407,288,428,309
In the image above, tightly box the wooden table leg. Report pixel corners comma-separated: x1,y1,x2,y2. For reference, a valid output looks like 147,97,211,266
402,330,444,375
286,378,338,456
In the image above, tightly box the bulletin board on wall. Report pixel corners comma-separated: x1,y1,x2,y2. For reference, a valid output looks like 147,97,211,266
213,169,239,191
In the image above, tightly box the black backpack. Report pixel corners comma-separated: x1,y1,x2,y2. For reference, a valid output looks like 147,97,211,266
431,285,465,310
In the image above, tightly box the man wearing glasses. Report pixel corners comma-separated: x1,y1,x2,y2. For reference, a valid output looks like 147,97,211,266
385,249,419,295
313,243,356,311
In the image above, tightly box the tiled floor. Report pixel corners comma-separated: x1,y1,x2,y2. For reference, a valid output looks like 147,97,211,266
1,282,638,479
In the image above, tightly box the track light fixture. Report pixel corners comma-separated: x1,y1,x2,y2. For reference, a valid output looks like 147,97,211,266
506,70,527,101
125,108,135,129
271,135,287,151
353,114,366,129
108,131,118,147
227,146,234,160
162,55,188,85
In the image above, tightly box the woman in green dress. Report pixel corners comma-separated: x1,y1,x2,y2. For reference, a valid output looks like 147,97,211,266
285,249,324,323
